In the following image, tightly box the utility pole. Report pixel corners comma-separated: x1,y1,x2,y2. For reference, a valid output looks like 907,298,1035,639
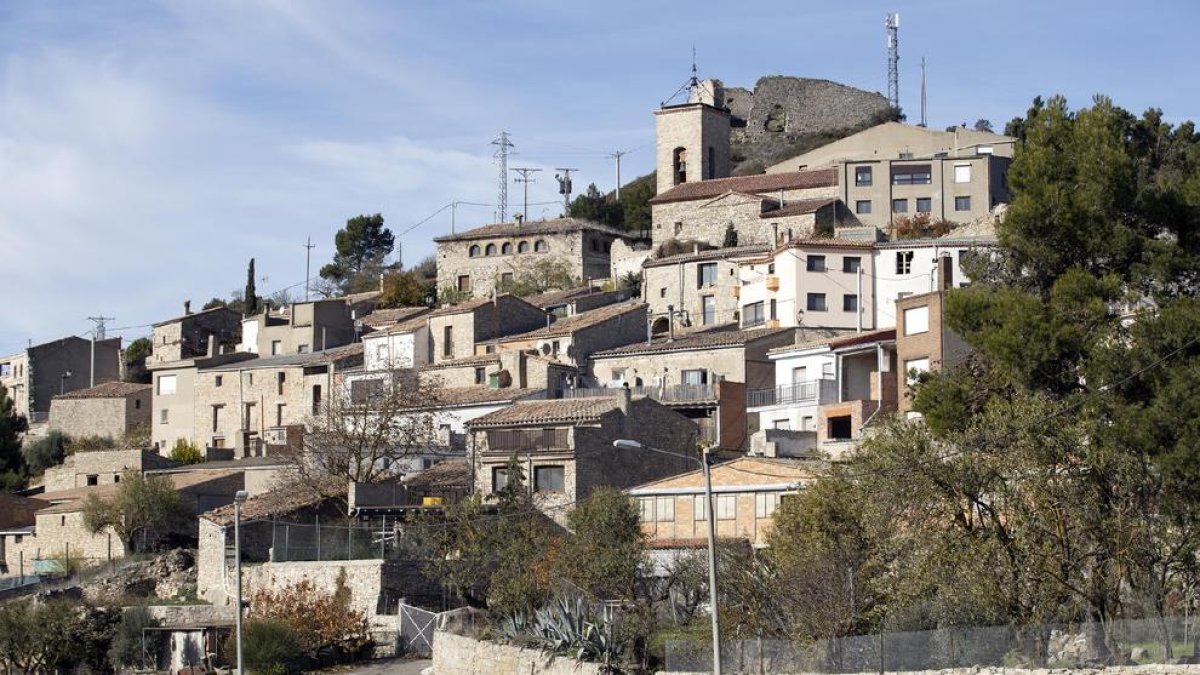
886,13,900,111
554,168,578,215
492,131,515,223
303,236,316,301
919,57,927,128
510,167,542,221
86,316,114,387
609,151,628,200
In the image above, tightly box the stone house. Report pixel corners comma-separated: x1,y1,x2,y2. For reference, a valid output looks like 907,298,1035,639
149,306,242,366
433,217,632,298
150,350,257,455
238,299,364,357
0,336,122,421
895,259,971,414
467,392,699,525
190,344,363,457
586,324,795,448
765,122,1015,232
49,381,151,440
358,306,431,333
747,329,897,461
419,350,573,396
628,456,816,547
496,302,649,370
642,244,770,331
1,470,244,577
359,315,432,372
41,448,176,492
524,286,628,319
426,295,547,363
872,228,996,328
738,238,879,332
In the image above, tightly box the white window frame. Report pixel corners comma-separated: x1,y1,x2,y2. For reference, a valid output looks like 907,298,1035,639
756,492,782,518
717,494,736,520
157,374,177,396
655,496,675,522
693,494,709,521
954,163,971,183
905,357,931,385
903,305,930,335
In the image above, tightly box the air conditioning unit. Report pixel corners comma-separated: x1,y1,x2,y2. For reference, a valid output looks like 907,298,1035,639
765,276,780,291
539,342,553,356
731,286,740,299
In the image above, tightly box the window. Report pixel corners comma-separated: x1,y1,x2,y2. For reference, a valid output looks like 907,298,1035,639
892,198,908,213
656,496,675,522
212,405,222,433
954,164,971,183
742,301,765,327
312,385,322,415
157,375,177,396
773,419,790,429
474,367,486,385
215,375,223,387
271,340,282,355
672,146,687,184
442,326,453,357
501,272,514,286
806,293,827,312
698,263,717,288
298,344,309,354
843,294,858,312
681,369,708,386
792,366,807,384
955,196,972,211
843,256,861,273
756,493,781,518
802,415,815,431
276,403,285,427
707,146,715,179
534,240,548,253
903,305,930,335
457,275,471,293
242,403,255,431
517,241,530,253
485,243,497,256
822,362,835,378
493,467,509,493
854,166,873,186
916,197,932,213
768,262,775,274
855,200,872,214
717,494,736,520
659,287,667,298
701,295,716,325
806,255,826,272
694,495,710,521
502,242,512,254
86,474,98,486
892,164,932,185
469,245,481,257
769,298,777,321
276,371,286,395
640,498,654,522
375,343,390,364
896,250,914,274
534,466,565,492
905,357,931,384
160,409,169,424
135,399,142,410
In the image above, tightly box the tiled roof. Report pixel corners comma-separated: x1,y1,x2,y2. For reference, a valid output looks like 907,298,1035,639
829,329,896,351
203,483,334,527
629,456,818,492
468,397,621,428
360,307,429,329
151,305,240,328
648,168,838,205
499,302,646,341
39,470,241,515
403,459,470,488
421,354,502,371
783,237,877,250
643,244,770,269
203,343,363,372
766,328,858,354
411,386,541,408
759,197,838,219
524,286,605,308
54,381,151,400
433,217,632,243
592,324,794,358
427,293,541,318
370,315,431,336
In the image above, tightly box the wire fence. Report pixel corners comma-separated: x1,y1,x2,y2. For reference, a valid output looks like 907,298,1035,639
269,518,400,562
666,616,1200,673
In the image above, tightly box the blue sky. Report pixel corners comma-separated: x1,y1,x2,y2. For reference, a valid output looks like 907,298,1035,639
1,0,1196,355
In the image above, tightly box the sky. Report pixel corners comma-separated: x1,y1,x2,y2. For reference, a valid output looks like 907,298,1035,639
1,0,1197,355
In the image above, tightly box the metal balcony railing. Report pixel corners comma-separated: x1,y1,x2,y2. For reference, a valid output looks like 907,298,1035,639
562,383,719,404
746,378,839,408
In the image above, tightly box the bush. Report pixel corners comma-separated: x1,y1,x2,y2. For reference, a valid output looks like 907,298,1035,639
109,606,162,670
169,439,204,464
236,618,304,674
21,431,70,474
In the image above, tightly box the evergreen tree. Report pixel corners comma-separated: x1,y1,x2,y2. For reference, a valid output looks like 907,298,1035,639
319,214,395,292
244,258,260,316
0,383,28,491
723,223,739,247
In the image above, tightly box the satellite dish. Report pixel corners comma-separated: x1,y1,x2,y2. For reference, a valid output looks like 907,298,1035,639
540,343,552,356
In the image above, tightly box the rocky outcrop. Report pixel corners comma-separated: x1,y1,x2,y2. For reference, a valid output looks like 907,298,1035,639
80,548,198,603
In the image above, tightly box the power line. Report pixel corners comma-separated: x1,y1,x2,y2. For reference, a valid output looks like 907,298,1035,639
510,167,542,221
554,168,579,214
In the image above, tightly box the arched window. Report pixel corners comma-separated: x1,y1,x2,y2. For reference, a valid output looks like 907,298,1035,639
485,243,497,256
534,240,548,253
672,147,688,185
518,241,530,253
469,245,481,257
651,317,670,335
501,242,513,255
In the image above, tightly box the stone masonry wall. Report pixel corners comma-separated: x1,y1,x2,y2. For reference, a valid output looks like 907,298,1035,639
437,229,615,298
651,189,834,249
667,667,1200,675
50,394,149,439
433,630,605,675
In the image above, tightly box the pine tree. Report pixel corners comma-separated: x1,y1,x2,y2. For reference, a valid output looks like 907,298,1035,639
0,383,29,490
723,223,739,247
244,258,259,316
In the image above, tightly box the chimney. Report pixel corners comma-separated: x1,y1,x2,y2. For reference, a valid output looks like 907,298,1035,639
772,223,779,246
667,305,675,342
515,213,524,227
618,381,631,415
693,243,699,254
184,300,192,316
938,255,954,292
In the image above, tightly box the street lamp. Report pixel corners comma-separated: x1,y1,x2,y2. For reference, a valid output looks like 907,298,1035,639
613,439,722,674
233,490,249,675
60,370,72,395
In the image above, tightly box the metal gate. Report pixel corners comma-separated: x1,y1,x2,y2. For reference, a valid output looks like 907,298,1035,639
397,604,471,656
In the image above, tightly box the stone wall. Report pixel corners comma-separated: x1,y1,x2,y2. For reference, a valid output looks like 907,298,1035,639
191,364,328,452
651,189,835,249
667,668,1200,675
146,604,235,626
436,229,615,297
43,448,171,492
50,391,150,439
655,103,732,195
432,630,605,675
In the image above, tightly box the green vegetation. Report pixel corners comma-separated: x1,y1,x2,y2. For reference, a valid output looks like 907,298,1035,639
122,336,153,384
496,258,578,298
0,383,28,491
82,470,192,554
168,438,204,464
21,430,69,475
108,606,163,670
319,213,396,294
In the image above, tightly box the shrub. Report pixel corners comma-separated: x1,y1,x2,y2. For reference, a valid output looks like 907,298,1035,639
169,439,204,464
21,431,70,474
109,606,162,670
249,576,371,659
236,618,303,674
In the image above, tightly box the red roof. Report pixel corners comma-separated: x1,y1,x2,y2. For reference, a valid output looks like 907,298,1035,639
648,168,838,205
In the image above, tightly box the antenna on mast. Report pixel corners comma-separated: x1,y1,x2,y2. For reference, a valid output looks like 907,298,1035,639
886,13,900,111
554,168,579,215
492,131,514,222
919,57,927,127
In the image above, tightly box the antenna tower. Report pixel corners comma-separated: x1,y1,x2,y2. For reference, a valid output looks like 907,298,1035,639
510,167,542,221
492,131,515,222
86,315,115,387
886,13,900,111
919,57,927,127
304,236,316,301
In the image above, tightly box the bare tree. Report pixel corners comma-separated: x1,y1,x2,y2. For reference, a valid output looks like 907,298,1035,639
277,368,452,508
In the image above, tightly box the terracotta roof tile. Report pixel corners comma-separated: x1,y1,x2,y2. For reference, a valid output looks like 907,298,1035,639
54,381,151,400
411,386,542,408
499,302,645,341
643,245,770,269
202,483,332,526
592,324,794,358
402,459,470,488
648,168,838,205
759,197,838,219
467,397,621,428
433,217,632,243
360,307,430,330
421,354,502,371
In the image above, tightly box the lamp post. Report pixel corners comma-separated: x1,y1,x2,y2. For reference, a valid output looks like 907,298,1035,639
60,370,72,395
614,439,721,674
233,490,249,675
